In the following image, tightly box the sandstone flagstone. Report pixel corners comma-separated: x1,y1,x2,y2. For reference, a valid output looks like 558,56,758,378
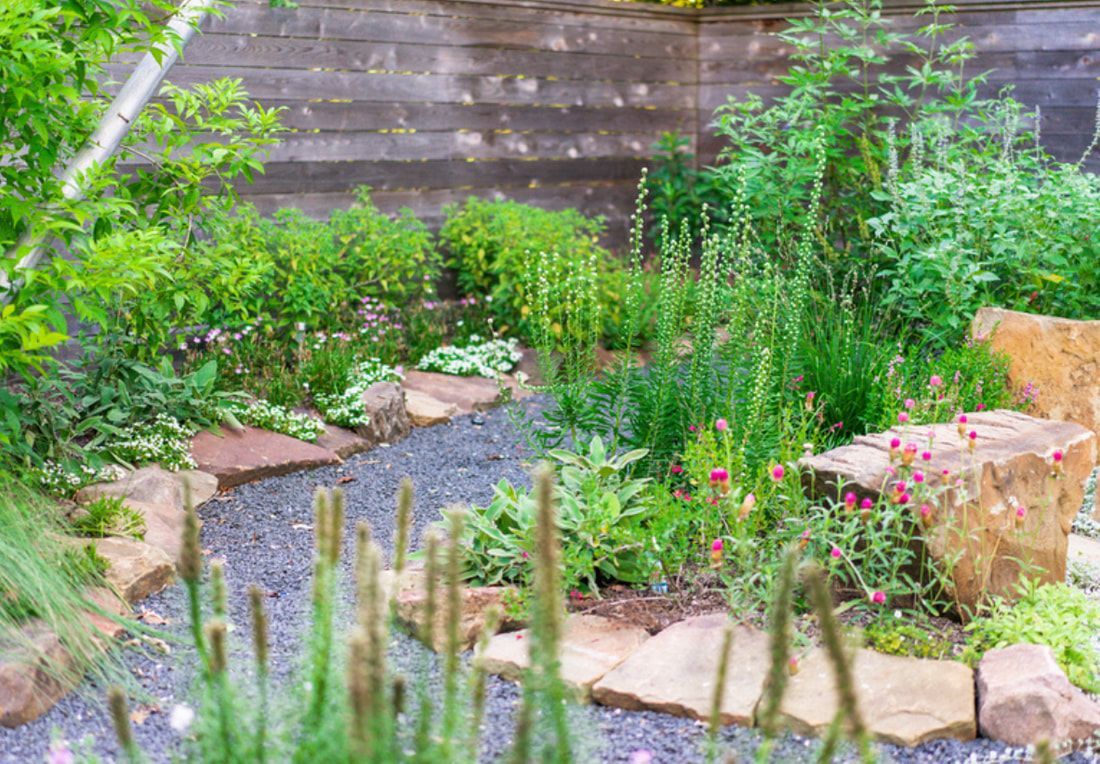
590,614,769,726
777,648,976,745
402,371,501,416
801,410,1096,608
0,622,79,728
93,537,174,604
481,614,649,700
190,425,341,488
404,388,459,427
316,423,373,459
977,643,1100,746
972,308,1100,437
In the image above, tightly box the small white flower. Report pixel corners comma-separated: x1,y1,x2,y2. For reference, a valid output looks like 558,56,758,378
169,704,195,734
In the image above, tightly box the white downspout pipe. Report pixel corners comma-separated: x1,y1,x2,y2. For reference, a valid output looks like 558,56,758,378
0,0,208,303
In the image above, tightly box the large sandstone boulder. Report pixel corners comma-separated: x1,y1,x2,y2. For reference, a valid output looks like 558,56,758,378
0,622,79,728
801,410,1096,609
972,308,1100,437
778,648,976,745
481,614,649,700
977,643,1100,746
191,425,341,488
357,381,411,445
590,615,770,726
75,466,217,511
93,537,175,603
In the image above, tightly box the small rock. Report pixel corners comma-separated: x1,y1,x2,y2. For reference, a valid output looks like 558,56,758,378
977,643,1100,746
0,622,79,728
1069,533,1100,573
481,614,649,700
777,648,976,745
591,615,769,726
93,537,175,604
404,389,459,427
471,414,486,426
402,371,501,416
358,381,412,445
175,470,219,507
190,426,341,488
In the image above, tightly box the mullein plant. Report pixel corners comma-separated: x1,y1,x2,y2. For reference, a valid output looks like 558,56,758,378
108,471,575,762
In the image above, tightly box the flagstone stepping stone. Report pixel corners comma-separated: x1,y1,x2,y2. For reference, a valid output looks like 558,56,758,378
316,423,373,459
191,425,341,488
801,410,1096,608
972,308,1100,438
93,537,174,604
402,371,502,416
0,622,79,728
590,614,770,726
977,643,1100,746
384,567,521,652
358,381,412,444
404,388,459,427
777,648,975,746
481,614,650,700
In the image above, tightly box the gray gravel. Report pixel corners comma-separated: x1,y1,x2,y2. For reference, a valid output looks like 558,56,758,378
2,400,1098,763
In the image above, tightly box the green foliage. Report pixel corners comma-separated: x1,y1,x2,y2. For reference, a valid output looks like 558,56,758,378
863,617,951,659
439,197,622,341
966,580,1100,693
71,496,146,540
460,438,655,594
646,132,726,242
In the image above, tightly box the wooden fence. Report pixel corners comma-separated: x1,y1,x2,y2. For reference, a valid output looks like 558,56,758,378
140,0,1100,242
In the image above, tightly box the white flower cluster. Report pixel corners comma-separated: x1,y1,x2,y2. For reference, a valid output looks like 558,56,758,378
314,358,402,429
230,399,326,442
35,461,127,497
416,335,522,378
99,414,197,472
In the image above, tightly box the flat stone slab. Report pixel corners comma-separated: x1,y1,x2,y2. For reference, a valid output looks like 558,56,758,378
591,614,770,726
0,622,79,728
94,537,174,604
973,307,1100,438
75,466,217,511
801,410,1096,607
404,388,459,427
316,423,373,459
402,371,501,416
190,425,341,488
778,648,975,746
482,614,649,700
977,643,1100,746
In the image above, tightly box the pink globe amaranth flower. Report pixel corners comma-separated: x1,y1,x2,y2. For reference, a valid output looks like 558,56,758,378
898,412,910,424
913,471,925,484
897,492,911,505
1052,450,1064,462
688,425,697,432
929,374,943,388
921,450,932,462
1016,506,1027,519
830,546,842,559
844,492,857,510
958,414,968,423
894,480,908,493
715,418,729,432
904,398,916,410
885,465,897,477
709,468,729,484
771,464,785,481
870,590,887,605
711,538,724,552
969,430,978,441
920,504,932,519
860,498,874,510
670,464,684,475
977,403,986,411
889,437,902,449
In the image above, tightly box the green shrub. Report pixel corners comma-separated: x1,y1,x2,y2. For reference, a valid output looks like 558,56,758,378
439,197,622,341
71,496,146,540
966,580,1100,693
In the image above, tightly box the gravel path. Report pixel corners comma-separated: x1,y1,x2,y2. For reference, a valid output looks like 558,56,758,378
2,401,1097,763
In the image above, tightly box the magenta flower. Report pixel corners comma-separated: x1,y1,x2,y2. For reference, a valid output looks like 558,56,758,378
715,418,728,432
929,374,943,388
870,590,887,605
711,538,724,552
904,398,916,410
771,464,785,481
921,450,932,462
897,492,911,505
860,498,874,510
958,414,968,424
1016,506,1027,519
1053,450,1064,463
830,546,842,559
710,468,728,482
898,412,910,424
969,430,978,441
894,480,908,493
889,437,901,449
920,504,932,519
670,464,684,475
912,471,924,484
844,492,857,510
